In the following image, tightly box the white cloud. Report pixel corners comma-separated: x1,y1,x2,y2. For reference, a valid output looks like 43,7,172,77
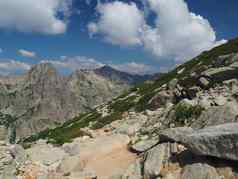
144,0,226,61
89,0,226,62
0,48,3,53
18,49,36,58
111,62,157,75
0,60,31,76
88,1,145,46
0,0,72,34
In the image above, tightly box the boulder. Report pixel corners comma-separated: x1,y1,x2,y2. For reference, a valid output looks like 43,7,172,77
202,67,238,82
121,159,143,179
159,127,194,143
143,143,169,178
62,141,80,156
149,90,175,109
199,77,210,88
191,102,238,129
26,140,68,166
131,138,158,153
181,123,238,161
181,163,220,179
9,144,27,165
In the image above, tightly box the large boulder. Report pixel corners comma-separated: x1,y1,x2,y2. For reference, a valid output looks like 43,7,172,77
181,163,220,179
191,102,238,129
143,143,169,178
159,127,194,143
202,67,238,82
181,123,238,161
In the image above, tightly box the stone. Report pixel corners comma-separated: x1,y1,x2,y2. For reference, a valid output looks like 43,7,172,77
143,143,169,178
9,144,27,165
62,142,80,156
121,159,143,179
191,102,238,129
181,163,220,179
0,143,14,174
159,127,194,143
181,123,238,161
115,114,148,136
199,77,210,88
187,86,201,98
26,140,68,166
131,138,158,153
163,170,181,179
202,67,238,82
168,79,178,90
149,90,175,110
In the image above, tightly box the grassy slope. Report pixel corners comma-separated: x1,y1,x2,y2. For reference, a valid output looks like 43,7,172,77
22,38,238,145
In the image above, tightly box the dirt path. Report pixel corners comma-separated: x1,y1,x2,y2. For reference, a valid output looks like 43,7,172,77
79,134,138,178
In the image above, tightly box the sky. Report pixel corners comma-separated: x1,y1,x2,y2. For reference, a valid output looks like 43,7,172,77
0,0,237,76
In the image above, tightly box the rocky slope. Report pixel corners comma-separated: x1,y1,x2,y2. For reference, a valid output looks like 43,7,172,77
8,37,238,179
0,64,151,141
0,39,238,179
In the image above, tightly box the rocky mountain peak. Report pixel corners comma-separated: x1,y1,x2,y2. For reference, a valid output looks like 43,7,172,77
26,63,59,82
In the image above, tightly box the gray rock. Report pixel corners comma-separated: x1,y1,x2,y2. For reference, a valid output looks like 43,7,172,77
181,163,220,179
0,142,15,176
26,140,68,166
121,159,143,179
182,123,238,161
191,102,238,129
168,79,178,90
199,77,210,88
131,138,158,153
62,142,80,156
9,144,27,165
159,127,194,143
202,67,238,82
144,143,169,178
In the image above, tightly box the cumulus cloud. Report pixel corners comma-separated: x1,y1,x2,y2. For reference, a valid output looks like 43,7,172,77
143,0,226,61
89,0,226,62
18,49,36,58
0,0,72,34
0,60,31,76
88,1,145,46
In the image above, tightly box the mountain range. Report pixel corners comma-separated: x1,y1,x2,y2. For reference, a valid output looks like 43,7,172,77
0,63,154,140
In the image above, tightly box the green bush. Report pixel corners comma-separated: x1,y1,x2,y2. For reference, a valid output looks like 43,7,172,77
173,103,204,126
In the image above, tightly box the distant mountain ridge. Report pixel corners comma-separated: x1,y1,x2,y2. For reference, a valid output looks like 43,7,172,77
0,63,155,141
94,65,155,85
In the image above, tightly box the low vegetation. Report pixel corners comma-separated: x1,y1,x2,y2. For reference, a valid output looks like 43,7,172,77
172,103,204,126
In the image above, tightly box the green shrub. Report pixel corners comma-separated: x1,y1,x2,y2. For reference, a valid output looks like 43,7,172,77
173,103,204,126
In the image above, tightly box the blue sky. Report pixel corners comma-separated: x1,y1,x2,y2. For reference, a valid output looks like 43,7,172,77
0,0,237,75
